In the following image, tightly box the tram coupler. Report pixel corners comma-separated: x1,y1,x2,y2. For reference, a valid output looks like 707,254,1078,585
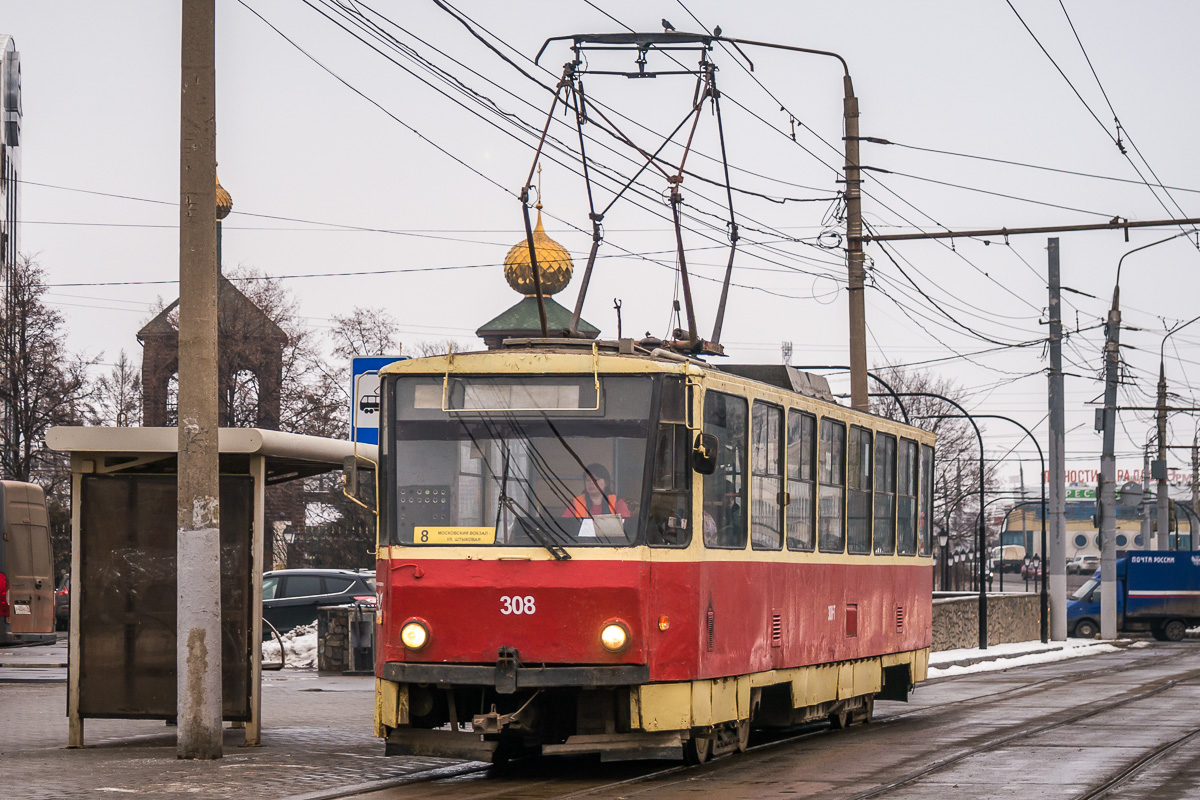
472,704,521,734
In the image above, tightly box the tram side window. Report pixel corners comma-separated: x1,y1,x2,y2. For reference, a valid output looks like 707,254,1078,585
919,443,935,556
703,391,748,550
897,439,919,555
648,377,692,548
818,418,846,553
786,410,816,552
847,426,873,555
751,402,784,551
874,433,897,555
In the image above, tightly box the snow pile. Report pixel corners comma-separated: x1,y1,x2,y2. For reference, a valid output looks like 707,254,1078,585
929,638,1121,679
262,622,318,669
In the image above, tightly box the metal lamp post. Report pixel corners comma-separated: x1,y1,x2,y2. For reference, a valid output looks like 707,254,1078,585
1099,232,1194,639
938,530,949,591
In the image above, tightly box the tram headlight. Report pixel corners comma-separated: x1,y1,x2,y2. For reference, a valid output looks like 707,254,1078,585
600,621,630,652
400,619,430,650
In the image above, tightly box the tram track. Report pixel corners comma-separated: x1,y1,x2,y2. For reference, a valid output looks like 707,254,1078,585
319,645,1197,800
1074,726,1200,800
844,664,1200,800
875,643,1190,725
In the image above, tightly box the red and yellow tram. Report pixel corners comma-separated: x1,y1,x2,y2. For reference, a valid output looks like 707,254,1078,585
370,342,935,762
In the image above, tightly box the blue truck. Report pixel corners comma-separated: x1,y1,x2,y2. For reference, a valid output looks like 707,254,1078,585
1067,551,1200,641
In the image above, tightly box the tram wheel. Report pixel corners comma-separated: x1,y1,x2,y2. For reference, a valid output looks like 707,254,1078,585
828,709,849,730
734,718,751,753
855,696,875,725
683,730,713,765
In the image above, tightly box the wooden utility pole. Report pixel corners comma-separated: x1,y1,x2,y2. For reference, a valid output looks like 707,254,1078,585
177,0,222,760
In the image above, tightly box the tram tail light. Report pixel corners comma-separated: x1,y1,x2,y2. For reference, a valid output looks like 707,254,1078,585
657,615,670,631
600,620,630,652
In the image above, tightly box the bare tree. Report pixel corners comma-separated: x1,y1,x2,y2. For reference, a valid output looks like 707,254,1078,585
869,364,999,551
0,256,95,482
406,338,463,358
90,349,142,426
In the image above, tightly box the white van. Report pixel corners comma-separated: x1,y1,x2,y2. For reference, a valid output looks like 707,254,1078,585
1,481,56,644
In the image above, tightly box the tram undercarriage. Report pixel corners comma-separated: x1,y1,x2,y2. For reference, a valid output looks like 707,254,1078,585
376,650,927,762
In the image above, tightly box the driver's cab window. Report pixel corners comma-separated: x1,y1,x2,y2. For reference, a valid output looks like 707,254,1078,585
648,377,692,547
703,391,748,549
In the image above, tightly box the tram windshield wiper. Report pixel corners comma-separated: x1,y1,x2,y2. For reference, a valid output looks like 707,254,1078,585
499,493,571,561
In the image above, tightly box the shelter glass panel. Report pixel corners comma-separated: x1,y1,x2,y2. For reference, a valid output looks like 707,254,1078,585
818,418,846,553
751,402,783,551
77,475,252,720
786,410,816,552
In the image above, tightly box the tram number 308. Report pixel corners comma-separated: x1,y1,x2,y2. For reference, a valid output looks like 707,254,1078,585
500,595,536,615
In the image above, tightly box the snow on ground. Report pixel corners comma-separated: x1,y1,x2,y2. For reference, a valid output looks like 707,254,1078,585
928,638,1130,679
262,622,317,669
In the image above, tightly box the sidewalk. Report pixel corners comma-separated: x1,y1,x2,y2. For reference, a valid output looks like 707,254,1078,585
1,636,1124,800
0,646,468,800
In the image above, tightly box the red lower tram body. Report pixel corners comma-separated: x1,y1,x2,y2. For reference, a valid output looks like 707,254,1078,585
374,550,931,761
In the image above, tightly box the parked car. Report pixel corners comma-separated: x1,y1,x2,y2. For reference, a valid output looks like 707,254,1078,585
262,569,376,634
1,481,56,644
1068,555,1100,575
54,573,70,631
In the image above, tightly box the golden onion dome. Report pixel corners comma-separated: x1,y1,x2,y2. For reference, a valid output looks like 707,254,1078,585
215,170,233,221
503,204,573,296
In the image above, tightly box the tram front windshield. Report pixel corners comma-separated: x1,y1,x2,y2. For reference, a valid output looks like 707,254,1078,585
390,375,663,548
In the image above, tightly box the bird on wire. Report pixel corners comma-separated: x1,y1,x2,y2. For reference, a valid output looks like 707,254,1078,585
662,18,676,32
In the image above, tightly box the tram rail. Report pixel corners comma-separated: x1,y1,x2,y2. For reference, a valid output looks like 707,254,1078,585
322,644,1200,800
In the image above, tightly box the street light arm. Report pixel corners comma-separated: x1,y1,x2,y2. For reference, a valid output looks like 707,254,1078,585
799,368,910,423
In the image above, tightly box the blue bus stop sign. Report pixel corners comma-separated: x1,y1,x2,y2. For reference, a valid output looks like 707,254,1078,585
351,355,405,445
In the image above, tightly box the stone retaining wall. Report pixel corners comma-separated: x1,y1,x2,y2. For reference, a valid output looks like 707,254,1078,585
933,593,1040,651
317,605,375,673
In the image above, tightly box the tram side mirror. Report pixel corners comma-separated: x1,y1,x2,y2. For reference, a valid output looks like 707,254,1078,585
692,433,718,475
343,455,360,499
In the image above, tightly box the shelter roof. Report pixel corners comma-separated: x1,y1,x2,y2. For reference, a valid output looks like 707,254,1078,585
45,427,374,483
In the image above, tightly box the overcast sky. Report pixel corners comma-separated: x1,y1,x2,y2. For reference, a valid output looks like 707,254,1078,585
3,0,1200,487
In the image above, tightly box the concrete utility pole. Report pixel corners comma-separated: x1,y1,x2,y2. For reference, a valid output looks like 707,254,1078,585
1046,239,1068,640
1142,441,1152,546
843,77,868,412
1099,285,1121,640
1156,363,1170,549
1193,436,1198,546
177,0,222,760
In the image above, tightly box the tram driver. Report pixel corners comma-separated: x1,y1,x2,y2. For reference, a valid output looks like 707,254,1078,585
562,464,631,539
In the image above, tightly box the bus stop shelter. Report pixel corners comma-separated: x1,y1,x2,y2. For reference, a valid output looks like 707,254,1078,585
45,426,377,748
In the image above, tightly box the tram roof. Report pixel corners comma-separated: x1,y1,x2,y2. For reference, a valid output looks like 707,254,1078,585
381,340,934,440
